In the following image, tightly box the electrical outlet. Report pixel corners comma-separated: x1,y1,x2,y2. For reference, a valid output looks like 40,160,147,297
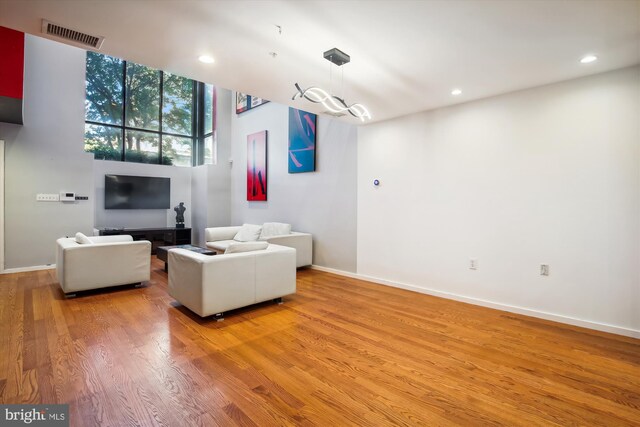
469,258,478,270
36,193,59,202
540,264,549,276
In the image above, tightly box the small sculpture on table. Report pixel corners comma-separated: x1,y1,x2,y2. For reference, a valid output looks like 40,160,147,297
174,202,186,228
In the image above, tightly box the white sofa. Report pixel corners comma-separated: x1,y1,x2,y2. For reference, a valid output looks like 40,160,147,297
56,234,151,296
205,224,312,267
168,244,296,319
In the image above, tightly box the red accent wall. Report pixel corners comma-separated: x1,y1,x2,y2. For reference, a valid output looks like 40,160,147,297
0,26,25,100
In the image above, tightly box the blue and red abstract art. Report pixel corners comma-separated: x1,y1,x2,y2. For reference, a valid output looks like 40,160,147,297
288,108,317,173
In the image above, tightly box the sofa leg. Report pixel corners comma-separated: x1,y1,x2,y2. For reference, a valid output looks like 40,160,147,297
273,297,283,305
134,282,144,288
214,312,224,322
65,293,77,298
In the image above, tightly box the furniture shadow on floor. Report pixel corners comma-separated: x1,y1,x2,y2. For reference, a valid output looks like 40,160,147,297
169,297,289,326
56,282,147,300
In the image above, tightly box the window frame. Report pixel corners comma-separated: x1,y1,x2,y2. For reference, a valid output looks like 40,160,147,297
194,82,216,165
85,53,212,167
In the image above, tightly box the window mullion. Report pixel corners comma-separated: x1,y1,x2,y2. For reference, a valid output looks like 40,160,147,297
121,60,127,161
85,53,196,167
159,70,164,165
86,120,122,129
192,81,197,166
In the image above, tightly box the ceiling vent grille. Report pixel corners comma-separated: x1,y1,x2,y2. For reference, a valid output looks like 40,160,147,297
41,20,104,49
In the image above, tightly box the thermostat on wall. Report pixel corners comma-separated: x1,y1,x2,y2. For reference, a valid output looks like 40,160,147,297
60,192,76,202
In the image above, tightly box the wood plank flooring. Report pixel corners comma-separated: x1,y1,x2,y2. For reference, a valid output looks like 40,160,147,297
1,257,639,426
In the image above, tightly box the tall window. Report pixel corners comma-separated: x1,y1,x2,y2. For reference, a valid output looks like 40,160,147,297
85,52,214,167
202,83,217,165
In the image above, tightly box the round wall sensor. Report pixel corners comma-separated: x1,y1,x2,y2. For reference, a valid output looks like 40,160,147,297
373,179,380,186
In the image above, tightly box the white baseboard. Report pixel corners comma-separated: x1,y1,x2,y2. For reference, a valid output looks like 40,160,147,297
310,265,640,339
1,264,56,274
309,264,360,279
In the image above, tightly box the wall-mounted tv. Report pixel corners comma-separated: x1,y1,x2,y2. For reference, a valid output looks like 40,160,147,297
105,175,170,209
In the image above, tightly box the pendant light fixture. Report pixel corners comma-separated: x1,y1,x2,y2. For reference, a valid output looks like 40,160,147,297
292,48,371,122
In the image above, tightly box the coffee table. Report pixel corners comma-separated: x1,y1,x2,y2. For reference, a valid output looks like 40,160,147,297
156,244,215,272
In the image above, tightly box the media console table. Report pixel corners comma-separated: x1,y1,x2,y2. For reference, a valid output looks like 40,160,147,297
98,227,191,255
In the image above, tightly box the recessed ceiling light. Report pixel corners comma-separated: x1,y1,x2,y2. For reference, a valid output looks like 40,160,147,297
580,55,598,64
451,88,462,96
198,55,214,64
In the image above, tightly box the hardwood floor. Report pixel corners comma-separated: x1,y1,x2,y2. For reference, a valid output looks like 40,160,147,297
1,257,639,426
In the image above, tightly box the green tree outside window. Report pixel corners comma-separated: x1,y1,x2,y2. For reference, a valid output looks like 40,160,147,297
84,52,204,166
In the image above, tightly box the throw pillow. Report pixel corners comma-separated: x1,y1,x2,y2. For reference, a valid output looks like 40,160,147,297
224,241,269,254
75,232,92,244
259,222,292,240
233,224,262,242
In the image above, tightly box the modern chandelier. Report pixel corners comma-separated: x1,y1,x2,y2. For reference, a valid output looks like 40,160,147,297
292,48,371,122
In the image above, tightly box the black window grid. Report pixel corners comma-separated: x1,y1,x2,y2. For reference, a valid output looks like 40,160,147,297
85,56,213,167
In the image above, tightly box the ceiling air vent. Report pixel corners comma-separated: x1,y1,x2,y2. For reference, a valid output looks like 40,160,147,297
41,19,104,49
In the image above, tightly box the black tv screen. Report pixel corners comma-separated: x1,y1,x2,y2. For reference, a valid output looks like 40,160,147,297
105,175,170,209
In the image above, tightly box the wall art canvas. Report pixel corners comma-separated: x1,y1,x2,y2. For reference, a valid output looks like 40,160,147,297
236,92,249,114
236,92,269,114
288,107,317,173
247,130,267,201
250,96,269,109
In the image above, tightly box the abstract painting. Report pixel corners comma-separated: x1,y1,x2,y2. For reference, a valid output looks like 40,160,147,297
250,96,269,109
247,130,267,201
288,107,317,173
236,92,249,114
236,92,269,114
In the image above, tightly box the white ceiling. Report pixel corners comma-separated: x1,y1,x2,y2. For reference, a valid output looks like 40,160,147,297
1,0,639,124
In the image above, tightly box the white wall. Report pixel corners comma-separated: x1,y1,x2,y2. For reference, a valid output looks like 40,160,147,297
230,101,358,272
0,34,235,268
93,89,234,241
93,160,193,229
191,87,233,246
3,33,636,339
207,88,232,228
191,161,233,246
0,35,94,269
191,165,208,246
358,66,640,336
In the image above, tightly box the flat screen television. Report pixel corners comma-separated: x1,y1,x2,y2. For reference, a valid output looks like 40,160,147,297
105,174,170,209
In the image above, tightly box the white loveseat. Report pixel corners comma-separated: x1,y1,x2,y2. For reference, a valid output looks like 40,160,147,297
56,234,151,296
205,223,312,267
168,243,296,319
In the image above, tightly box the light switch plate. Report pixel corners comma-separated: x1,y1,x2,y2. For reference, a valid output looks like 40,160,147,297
36,193,59,202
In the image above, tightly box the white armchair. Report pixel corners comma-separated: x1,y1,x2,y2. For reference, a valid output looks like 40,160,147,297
168,244,296,319
56,234,151,296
